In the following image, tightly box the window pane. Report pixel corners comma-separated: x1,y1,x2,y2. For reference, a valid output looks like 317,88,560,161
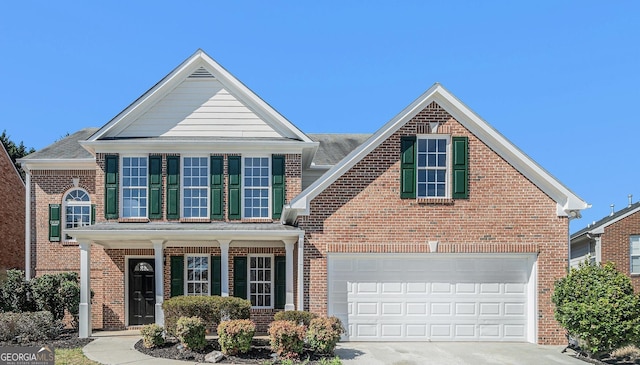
633,257,640,274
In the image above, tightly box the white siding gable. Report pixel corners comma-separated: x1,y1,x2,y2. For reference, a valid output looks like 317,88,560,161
114,78,281,138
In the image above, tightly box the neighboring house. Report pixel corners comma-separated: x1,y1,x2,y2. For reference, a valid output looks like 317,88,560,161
0,142,25,271
19,49,588,345
571,199,640,290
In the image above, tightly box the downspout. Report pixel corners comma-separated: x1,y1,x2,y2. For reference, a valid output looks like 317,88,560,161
24,168,31,279
297,232,304,311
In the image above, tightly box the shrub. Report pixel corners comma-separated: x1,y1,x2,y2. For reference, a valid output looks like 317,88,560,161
140,323,165,348
176,316,207,351
31,272,81,322
0,311,61,343
268,320,306,359
307,316,345,354
553,261,640,357
0,269,35,313
274,310,318,327
163,295,251,336
217,319,255,355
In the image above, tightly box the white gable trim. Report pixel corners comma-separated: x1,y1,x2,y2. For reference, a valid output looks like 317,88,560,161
587,206,640,235
286,83,588,218
85,49,312,145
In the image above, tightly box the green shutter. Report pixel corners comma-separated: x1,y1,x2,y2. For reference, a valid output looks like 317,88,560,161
210,156,224,220
400,136,416,199
233,256,247,299
452,136,469,199
49,204,61,242
149,155,162,219
104,155,119,219
272,155,285,219
166,156,180,219
228,156,241,220
170,256,184,297
274,256,286,309
211,256,222,296
91,204,96,225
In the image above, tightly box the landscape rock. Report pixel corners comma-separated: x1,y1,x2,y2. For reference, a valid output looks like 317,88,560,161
204,350,225,363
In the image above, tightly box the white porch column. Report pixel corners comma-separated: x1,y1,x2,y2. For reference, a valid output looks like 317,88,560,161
284,240,295,311
219,240,230,297
152,240,165,327
297,233,304,311
79,241,92,338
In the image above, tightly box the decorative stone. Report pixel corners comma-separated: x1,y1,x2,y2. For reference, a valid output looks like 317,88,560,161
204,350,225,363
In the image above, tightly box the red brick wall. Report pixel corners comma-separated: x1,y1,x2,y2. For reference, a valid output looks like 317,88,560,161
0,145,25,270
600,211,640,292
298,101,569,345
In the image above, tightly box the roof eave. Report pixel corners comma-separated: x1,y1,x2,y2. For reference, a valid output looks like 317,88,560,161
19,158,96,171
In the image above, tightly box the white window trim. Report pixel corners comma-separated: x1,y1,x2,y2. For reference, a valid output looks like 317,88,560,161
120,155,149,218
241,156,272,219
631,236,640,274
184,254,211,296
62,188,91,242
416,134,451,199
248,254,274,309
181,156,210,219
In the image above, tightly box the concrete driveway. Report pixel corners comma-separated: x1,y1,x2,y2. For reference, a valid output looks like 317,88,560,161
335,342,585,365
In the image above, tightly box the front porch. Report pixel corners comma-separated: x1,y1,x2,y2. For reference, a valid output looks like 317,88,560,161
70,222,305,338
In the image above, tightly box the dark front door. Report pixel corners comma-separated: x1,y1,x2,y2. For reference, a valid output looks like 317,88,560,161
128,259,155,326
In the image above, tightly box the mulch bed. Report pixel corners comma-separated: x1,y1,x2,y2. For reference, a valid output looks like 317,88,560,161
0,329,93,349
135,337,334,364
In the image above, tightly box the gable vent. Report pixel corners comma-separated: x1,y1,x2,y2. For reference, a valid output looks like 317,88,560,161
188,67,215,79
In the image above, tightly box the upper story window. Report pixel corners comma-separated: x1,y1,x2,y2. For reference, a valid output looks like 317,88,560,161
182,157,209,218
631,236,640,274
63,189,91,241
417,136,450,198
122,157,148,218
243,157,270,218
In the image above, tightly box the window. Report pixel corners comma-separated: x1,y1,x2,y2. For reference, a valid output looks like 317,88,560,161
631,236,640,274
249,255,272,308
417,136,449,198
182,157,209,218
63,189,91,241
122,157,148,218
243,157,270,218
186,255,209,295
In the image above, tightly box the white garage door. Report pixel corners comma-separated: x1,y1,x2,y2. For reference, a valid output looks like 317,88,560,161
328,254,536,342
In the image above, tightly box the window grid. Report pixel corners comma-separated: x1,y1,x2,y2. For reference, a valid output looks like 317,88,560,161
631,236,640,274
183,157,209,218
122,157,148,218
249,255,272,308
243,157,270,218
417,137,448,198
186,256,209,296
64,189,91,241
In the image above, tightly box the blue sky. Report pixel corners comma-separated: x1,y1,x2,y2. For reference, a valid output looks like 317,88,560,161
1,2,638,232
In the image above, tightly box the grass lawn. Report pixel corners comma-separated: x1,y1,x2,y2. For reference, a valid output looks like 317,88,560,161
55,348,100,365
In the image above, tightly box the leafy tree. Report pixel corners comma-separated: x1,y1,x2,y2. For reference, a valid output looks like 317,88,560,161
552,261,640,358
0,130,35,181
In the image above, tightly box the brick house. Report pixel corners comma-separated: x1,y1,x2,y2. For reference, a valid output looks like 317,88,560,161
0,141,25,271
571,198,640,291
19,50,587,344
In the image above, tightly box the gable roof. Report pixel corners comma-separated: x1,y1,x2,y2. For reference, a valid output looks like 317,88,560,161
285,83,589,220
18,128,98,170
572,201,640,239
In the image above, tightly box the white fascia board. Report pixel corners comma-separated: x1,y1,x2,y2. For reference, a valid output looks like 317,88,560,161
81,140,317,155
19,159,96,171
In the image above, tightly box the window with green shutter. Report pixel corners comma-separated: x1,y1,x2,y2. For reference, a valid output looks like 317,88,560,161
49,204,61,242
274,256,286,309
272,155,285,219
233,256,247,299
170,256,184,297
166,156,180,219
149,155,162,219
228,156,241,220
210,156,224,220
104,155,119,219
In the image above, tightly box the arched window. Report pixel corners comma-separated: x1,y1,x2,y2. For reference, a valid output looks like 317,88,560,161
64,189,91,241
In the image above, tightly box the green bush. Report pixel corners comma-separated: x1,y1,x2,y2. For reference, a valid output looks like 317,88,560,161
0,269,35,313
217,319,255,355
268,320,306,359
162,296,251,336
274,310,318,327
553,261,640,357
140,323,165,348
30,272,82,322
176,316,207,351
0,311,61,343
307,316,345,354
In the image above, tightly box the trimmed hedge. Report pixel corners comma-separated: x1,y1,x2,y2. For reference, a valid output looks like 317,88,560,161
307,316,345,354
0,311,61,343
162,296,250,336
268,320,306,359
140,323,165,349
176,316,207,351
217,319,255,355
274,310,318,327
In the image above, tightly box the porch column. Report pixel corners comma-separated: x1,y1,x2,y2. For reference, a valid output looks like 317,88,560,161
284,240,295,311
297,232,304,311
78,240,92,338
219,240,230,297
152,240,165,327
